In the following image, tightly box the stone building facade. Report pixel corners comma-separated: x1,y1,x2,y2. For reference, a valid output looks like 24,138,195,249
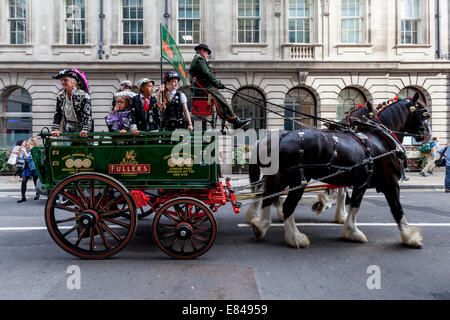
0,0,449,152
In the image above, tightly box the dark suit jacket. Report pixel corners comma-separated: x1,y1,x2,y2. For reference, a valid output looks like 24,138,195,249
130,94,159,131
189,54,221,96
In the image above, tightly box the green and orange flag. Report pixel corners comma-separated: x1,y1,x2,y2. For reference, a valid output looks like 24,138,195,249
160,23,186,84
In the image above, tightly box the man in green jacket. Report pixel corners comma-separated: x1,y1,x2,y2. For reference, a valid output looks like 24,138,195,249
189,43,250,130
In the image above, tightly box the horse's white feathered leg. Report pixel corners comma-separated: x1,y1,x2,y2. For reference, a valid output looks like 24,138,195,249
312,190,335,215
284,215,310,248
334,188,348,224
245,191,262,224
342,207,367,243
250,205,271,240
399,217,423,248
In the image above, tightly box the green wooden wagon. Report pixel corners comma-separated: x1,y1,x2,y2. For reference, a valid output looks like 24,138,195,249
32,130,240,259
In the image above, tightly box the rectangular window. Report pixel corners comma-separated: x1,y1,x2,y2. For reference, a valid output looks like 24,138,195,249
341,0,362,43
65,0,85,45
288,0,312,43
9,0,27,44
237,0,260,43
178,0,201,44
122,0,144,45
400,0,420,44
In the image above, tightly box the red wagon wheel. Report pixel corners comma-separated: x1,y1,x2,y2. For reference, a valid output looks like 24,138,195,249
45,172,137,259
152,197,217,259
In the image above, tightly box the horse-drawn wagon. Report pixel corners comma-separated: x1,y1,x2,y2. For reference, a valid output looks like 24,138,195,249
32,130,242,259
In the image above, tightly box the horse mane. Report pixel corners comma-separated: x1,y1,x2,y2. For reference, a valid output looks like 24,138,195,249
375,96,404,113
345,104,366,117
344,104,369,124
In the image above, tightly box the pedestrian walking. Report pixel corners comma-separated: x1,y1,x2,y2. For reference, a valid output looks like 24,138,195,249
420,137,439,177
17,140,39,203
8,140,26,183
437,144,450,193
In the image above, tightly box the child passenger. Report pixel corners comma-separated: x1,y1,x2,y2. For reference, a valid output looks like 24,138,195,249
105,95,132,133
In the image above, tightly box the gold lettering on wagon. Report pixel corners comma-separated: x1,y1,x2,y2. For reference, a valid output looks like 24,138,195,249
109,149,150,176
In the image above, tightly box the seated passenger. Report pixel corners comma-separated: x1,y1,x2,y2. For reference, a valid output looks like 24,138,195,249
157,71,193,131
105,94,132,134
111,80,136,111
130,78,159,136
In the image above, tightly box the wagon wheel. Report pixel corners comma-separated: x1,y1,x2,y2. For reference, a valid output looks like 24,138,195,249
45,172,137,259
152,197,217,259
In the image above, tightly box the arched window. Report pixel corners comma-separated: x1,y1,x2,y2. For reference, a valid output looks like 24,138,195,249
398,87,429,145
284,87,316,130
0,87,32,147
231,87,266,130
398,87,426,105
336,87,367,120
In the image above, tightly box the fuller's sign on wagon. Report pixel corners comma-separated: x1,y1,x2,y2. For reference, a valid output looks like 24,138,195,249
109,164,150,174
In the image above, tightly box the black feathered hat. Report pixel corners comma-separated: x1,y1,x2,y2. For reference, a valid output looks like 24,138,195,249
52,68,89,93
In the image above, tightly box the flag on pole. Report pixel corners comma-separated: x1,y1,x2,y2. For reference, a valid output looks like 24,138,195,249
160,23,186,83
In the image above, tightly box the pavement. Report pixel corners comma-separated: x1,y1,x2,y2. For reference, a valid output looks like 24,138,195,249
0,169,446,193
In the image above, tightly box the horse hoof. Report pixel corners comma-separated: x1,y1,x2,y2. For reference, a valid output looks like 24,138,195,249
285,233,310,249
251,219,269,240
342,228,368,243
401,227,423,248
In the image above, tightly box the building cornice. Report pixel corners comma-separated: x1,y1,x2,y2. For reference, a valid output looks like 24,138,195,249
0,60,449,73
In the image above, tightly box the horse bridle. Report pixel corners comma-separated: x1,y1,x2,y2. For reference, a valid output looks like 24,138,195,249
406,102,431,141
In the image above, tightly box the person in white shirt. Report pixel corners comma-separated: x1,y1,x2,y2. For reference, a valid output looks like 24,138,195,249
157,71,193,131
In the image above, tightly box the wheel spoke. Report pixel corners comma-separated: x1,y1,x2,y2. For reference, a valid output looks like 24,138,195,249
55,216,79,224
90,180,95,209
100,222,122,243
174,204,183,219
95,224,111,250
55,204,82,215
75,228,88,247
62,191,85,209
189,207,202,221
62,225,79,237
103,218,129,229
192,215,210,226
90,227,95,251
190,238,198,251
168,237,178,249
159,231,176,239
94,185,110,210
100,208,131,218
162,211,181,224
74,181,89,209
98,195,126,213
192,233,208,244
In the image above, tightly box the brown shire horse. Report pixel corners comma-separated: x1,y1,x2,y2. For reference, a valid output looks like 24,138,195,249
247,93,431,248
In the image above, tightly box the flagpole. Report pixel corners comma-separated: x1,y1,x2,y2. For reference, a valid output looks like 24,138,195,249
160,1,169,85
